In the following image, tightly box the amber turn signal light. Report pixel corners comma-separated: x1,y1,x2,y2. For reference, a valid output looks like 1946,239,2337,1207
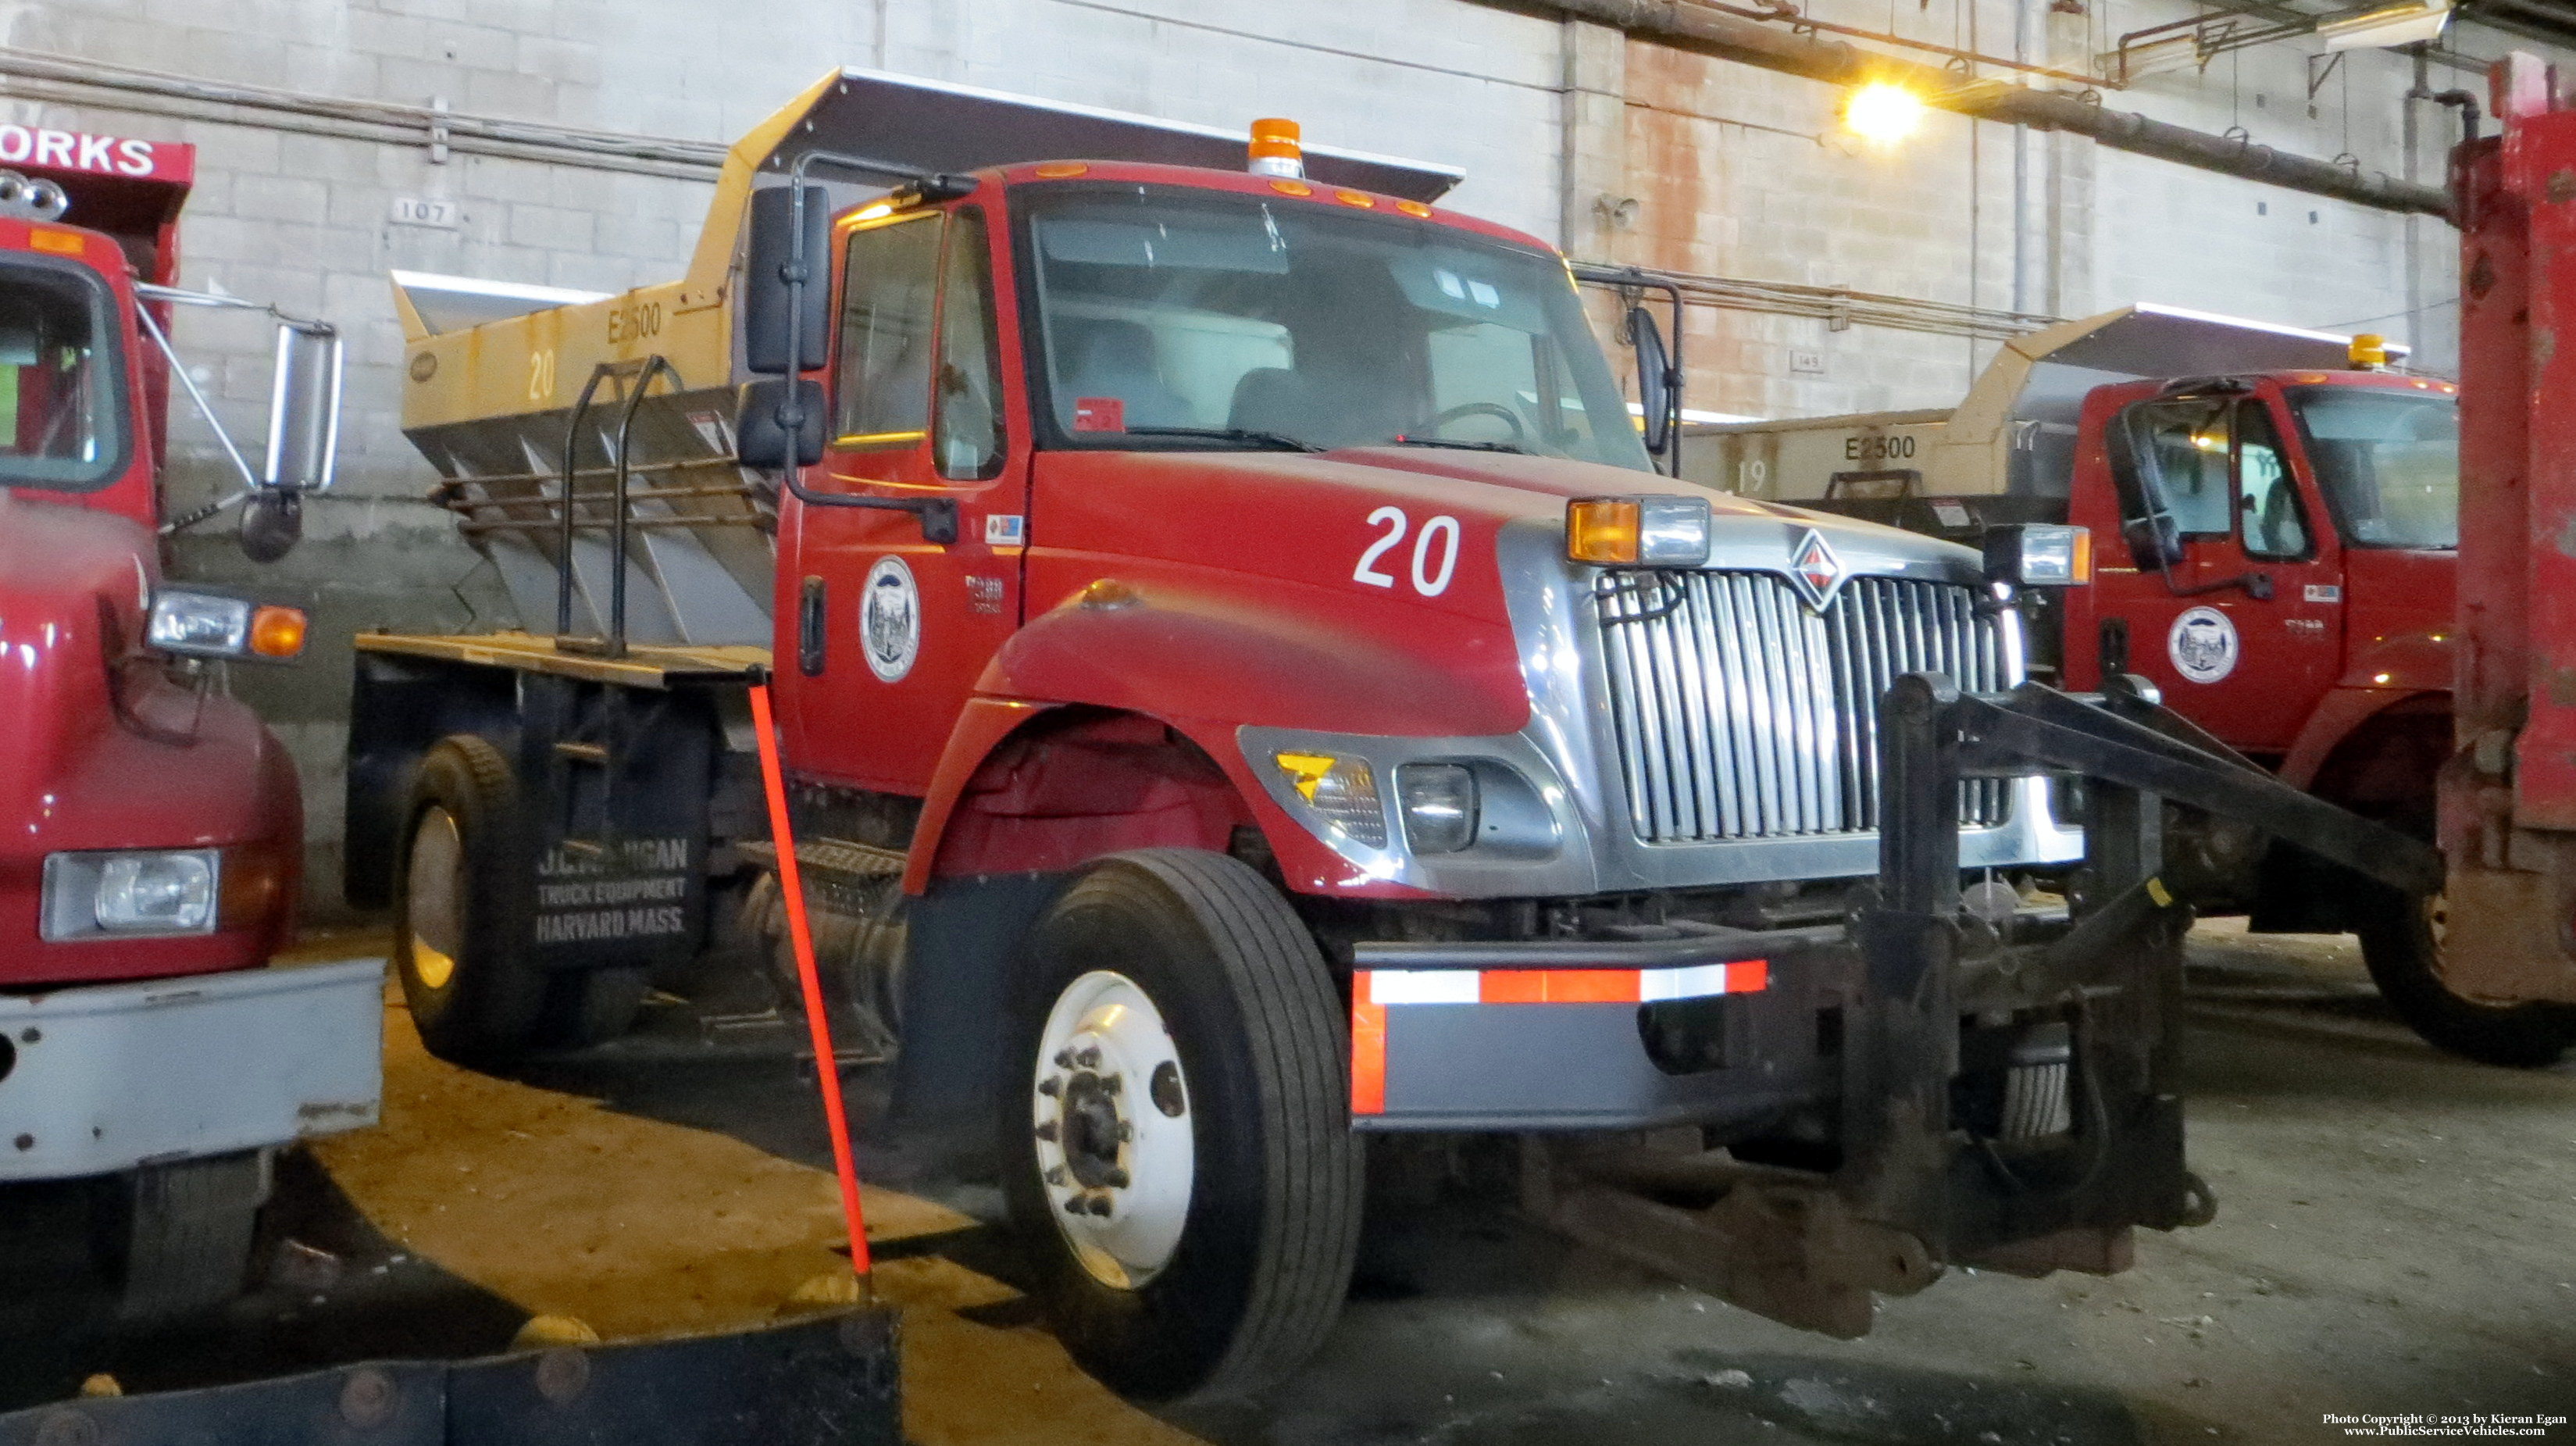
248,605,308,659
1567,495,1713,567
1568,499,1643,563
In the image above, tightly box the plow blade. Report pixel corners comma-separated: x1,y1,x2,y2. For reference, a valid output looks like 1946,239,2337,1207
0,1307,898,1446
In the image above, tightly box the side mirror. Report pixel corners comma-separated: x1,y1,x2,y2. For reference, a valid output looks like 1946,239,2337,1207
743,185,830,375
1629,305,1675,457
236,320,339,562
2102,408,2185,569
737,377,826,469
2120,510,2184,571
262,320,341,492
239,490,302,562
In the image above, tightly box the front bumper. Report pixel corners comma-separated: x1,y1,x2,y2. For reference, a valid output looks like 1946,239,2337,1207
1350,926,1847,1130
0,958,384,1181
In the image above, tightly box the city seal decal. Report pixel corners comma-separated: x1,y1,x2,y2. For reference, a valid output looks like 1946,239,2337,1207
861,555,920,683
2167,605,2239,684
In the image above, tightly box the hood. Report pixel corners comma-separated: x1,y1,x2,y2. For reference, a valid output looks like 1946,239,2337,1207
1329,445,1986,577
0,491,155,791
0,491,301,984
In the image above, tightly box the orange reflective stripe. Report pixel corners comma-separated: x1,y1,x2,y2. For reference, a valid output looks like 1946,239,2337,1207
1480,969,1641,1004
1350,991,1387,1116
1725,959,1769,994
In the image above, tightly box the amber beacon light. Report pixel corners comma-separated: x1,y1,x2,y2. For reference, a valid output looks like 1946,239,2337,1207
1248,117,1304,179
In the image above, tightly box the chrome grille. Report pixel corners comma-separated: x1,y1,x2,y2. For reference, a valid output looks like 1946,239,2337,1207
1597,571,2011,843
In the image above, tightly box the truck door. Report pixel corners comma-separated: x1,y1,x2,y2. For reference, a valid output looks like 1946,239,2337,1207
2086,390,2342,756
781,203,1022,793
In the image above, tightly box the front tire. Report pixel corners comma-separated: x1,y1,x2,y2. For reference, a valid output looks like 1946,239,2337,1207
1000,849,1360,1401
96,1151,266,1322
2359,884,2576,1067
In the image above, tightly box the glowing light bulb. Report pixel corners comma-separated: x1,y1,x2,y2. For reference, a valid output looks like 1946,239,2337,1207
1843,82,1927,145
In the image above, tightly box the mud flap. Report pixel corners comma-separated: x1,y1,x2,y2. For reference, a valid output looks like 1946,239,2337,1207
0,1308,899,1446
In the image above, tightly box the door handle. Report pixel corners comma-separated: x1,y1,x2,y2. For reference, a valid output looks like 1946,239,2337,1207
799,576,826,676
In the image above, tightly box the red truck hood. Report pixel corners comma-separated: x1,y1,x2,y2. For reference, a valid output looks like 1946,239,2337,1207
0,491,300,986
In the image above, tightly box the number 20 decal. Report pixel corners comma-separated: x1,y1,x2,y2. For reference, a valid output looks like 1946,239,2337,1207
1354,506,1461,596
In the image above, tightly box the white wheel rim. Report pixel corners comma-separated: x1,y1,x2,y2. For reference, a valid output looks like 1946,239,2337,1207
1031,969,1194,1291
406,806,463,991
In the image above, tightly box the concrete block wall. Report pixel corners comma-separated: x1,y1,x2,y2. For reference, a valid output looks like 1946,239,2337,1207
0,0,2519,915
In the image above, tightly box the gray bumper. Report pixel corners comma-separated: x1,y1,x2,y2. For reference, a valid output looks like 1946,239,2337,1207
1350,928,1847,1131
0,958,384,1182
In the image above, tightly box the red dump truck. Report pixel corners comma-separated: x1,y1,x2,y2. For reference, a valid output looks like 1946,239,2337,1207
344,70,2443,1399
0,129,378,1319
1679,311,2570,1065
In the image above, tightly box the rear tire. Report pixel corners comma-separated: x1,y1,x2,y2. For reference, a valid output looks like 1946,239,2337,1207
2358,884,2576,1067
1000,849,1360,1401
394,734,546,1061
98,1150,266,1322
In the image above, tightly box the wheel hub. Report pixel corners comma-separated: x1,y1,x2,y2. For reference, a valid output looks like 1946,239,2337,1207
1031,971,1193,1291
405,806,464,991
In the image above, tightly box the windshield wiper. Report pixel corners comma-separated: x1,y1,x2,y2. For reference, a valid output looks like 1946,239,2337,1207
1121,425,1323,453
1387,436,1529,455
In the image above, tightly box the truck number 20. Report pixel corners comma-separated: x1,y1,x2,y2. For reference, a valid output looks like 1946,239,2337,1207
1354,506,1460,597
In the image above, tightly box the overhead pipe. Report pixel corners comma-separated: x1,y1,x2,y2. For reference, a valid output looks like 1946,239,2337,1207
1499,0,2453,216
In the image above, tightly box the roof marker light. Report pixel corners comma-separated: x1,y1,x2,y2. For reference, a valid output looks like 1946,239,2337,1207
1334,189,1375,209
1249,117,1304,179
1033,161,1088,178
1269,178,1313,198
1397,200,1432,218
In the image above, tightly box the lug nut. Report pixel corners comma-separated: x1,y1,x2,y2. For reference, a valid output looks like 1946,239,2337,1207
1052,1049,1075,1069
1037,1076,1061,1098
1100,1073,1121,1094
1033,1120,1058,1143
1044,1166,1068,1186
1118,1122,1133,1142
1074,1046,1101,1069
1104,1169,1130,1188
1083,1193,1115,1217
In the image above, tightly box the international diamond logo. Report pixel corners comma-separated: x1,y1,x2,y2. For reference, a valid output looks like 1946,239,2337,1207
1786,529,1846,612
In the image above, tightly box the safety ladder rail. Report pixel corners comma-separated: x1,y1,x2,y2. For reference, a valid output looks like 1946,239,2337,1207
554,355,684,659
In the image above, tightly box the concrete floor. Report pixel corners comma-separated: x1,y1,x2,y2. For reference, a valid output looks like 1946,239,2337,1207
3,921,2571,1444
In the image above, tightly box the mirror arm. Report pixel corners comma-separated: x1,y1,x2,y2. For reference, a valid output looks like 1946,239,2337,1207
140,300,266,535
1572,263,1686,477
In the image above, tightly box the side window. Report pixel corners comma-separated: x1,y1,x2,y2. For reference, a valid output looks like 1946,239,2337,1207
2128,398,2237,536
2235,400,2309,559
933,209,1004,480
833,215,942,445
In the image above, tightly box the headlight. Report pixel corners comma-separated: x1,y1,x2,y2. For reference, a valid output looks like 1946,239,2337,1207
1272,752,1387,848
41,849,220,940
1397,762,1479,853
1981,524,2092,589
1567,494,1711,566
146,590,308,660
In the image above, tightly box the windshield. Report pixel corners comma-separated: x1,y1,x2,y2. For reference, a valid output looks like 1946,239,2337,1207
0,256,127,492
2287,385,2455,549
1020,185,1652,470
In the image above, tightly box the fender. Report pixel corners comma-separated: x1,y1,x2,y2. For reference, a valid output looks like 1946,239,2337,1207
904,579,1523,894
2282,625,2453,790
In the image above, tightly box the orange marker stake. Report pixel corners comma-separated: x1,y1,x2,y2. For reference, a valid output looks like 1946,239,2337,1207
749,682,872,1281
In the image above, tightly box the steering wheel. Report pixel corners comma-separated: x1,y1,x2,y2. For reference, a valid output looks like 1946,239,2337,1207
1417,401,1528,445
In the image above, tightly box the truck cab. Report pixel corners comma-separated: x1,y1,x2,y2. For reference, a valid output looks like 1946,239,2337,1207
0,131,379,1321
2061,369,2458,763
1677,313,2571,1066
